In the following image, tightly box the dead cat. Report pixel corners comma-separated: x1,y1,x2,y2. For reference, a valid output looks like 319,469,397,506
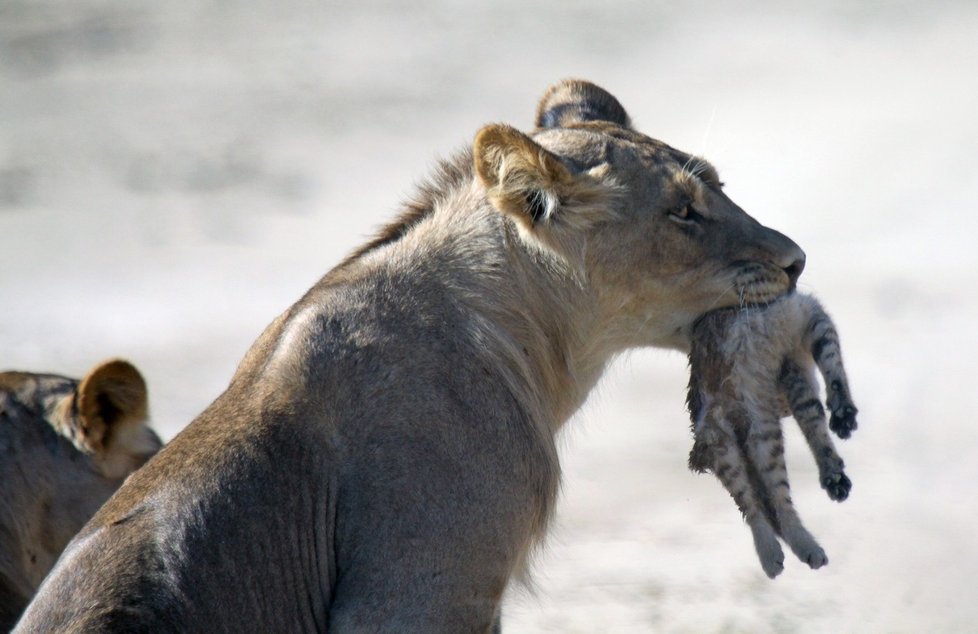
686,292,858,578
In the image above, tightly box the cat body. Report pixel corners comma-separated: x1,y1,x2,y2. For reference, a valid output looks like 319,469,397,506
686,293,857,577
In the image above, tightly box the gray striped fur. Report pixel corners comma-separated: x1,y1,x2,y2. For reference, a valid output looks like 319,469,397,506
686,292,858,577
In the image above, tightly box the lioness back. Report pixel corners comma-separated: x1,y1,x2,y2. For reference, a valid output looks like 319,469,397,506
18,80,805,633
0,360,160,631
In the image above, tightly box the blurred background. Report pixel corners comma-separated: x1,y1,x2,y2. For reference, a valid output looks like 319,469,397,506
2,1,977,631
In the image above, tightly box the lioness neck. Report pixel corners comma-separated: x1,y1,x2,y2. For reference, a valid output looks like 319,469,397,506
368,184,609,432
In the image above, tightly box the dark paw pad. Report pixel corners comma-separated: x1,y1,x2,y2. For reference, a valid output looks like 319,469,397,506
821,472,851,502
829,405,858,438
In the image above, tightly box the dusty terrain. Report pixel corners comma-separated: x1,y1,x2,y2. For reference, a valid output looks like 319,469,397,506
2,2,977,631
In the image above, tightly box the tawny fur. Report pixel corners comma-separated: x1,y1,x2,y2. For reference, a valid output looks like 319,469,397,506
19,80,807,632
0,360,161,630
686,292,858,578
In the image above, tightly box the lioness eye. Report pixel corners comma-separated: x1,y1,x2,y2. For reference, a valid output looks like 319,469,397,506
670,202,702,223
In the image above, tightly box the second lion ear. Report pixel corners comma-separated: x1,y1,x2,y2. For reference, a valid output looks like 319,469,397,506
473,123,575,233
535,79,631,129
75,359,149,455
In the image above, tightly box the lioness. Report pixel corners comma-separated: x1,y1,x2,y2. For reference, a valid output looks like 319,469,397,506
0,359,161,631
18,80,805,632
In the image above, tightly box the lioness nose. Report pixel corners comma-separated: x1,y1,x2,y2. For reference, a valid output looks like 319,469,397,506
782,250,806,286
757,227,806,287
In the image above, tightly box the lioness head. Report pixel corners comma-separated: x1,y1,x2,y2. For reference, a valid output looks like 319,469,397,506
0,359,161,627
474,79,805,351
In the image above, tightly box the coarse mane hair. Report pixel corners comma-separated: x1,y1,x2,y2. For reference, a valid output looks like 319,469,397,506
339,148,475,267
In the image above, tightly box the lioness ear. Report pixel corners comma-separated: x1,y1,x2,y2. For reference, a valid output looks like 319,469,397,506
473,123,575,231
535,79,631,129
75,359,149,455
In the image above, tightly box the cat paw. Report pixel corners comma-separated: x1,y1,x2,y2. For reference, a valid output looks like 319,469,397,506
821,471,852,502
801,545,829,570
829,404,858,439
750,522,784,579
783,525,828,570
759,548,785,579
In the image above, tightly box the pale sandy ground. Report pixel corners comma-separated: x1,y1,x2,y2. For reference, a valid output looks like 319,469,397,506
2,2,977,632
